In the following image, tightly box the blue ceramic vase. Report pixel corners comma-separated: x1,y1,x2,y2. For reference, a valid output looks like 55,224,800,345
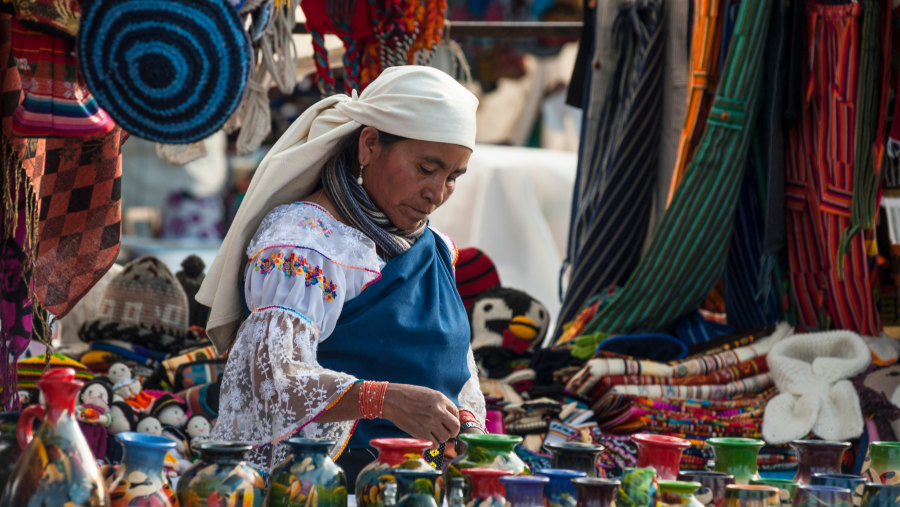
107,431,178,506
394,468,442,507
536,468,586,507
266,437,348,507
792,484,853,507
810,474,865,506
860,483,900,507
500,474,548,507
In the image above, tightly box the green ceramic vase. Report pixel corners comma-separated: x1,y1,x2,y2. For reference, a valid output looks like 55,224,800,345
266,438,348,507
445,434,528,500
615,467,658,507
749,478,797,507
658,480,704,507
706,438,764,485
867,442,900,485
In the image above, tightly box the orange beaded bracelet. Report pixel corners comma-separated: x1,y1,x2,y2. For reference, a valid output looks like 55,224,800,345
358,381,388,419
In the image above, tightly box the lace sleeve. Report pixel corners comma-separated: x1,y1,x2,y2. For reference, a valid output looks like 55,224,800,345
211,308,359,472
458,344,486,425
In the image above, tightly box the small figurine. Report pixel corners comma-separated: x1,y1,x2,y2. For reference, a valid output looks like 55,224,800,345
76,378,114,460
108,362,152,413
106,401,136,464
185,414,211,446
135,415,163,436
151,393,189,429
161,425,192,474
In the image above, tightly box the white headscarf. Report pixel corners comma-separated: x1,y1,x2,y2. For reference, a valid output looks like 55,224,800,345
197,66,479,352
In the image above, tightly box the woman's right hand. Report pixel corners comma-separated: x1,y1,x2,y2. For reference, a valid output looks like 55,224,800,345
382,383,460,444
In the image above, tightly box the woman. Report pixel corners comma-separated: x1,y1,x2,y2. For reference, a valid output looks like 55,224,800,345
197,66,486,476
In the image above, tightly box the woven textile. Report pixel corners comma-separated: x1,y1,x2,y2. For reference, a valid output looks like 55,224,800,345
785,2,877,335
573,0,772,338
0,0,80,39
76,0,251,143
557,0,666,331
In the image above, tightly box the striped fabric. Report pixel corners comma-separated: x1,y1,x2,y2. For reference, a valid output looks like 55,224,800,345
556,0,666,333
666,0,723,204
785,2,878,335
571,0,772,339
608,373,772,399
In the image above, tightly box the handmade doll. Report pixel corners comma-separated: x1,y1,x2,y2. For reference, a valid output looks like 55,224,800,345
106,401,136,464
108,362,154,413
76,378,114,460
151,393,189,429
185,414,211,446
135,415,163,436
161,425,192,473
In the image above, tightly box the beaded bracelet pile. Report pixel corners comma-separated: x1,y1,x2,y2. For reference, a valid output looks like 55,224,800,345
359,380,389,419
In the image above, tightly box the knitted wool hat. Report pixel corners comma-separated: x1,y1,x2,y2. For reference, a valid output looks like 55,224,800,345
762,331,871,443
82,256,193,354
455,248,501,310
150,393,188,419
17,353,94,389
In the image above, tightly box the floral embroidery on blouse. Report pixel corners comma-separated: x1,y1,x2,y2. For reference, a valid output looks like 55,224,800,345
299,216,333,238
253,252,339,302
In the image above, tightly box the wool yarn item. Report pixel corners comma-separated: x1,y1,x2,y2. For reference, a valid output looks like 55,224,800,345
76,0,251,143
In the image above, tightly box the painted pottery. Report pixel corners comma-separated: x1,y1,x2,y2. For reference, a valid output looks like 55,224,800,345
860,483,900,507
867,441,900,485
789,440,850,485
659,480,704,506
791,484,852,507
1,368,109,506
395,468,442,507
615,467,659,507
266,437,348,507
0,412,21,493
535,468,585,507
446,434,528,499
633,433,691,480
750,479,798,507
500,474,548,507
176,441,265,506
678,471,735,507
706,438,765,484
809,474,865,506
356,438,434,507
107,432,177,506
722,485,779,507
571,477,619,507
462,467,512,507
448,477,466,507
544,441,606,478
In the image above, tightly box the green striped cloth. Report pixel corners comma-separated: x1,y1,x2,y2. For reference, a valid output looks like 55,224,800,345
580,0,772,336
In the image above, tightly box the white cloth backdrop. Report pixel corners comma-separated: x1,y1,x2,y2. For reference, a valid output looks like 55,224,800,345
430,144,576,338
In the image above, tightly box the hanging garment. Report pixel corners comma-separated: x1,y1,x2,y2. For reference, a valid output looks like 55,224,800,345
556,0,666,332
572,0,772,338
665,0,724,204
785,2,878,335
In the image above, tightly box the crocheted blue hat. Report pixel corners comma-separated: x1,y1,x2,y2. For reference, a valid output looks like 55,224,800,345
76,0,252,143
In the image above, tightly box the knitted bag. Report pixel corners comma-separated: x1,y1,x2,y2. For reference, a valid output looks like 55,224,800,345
762,331,872,443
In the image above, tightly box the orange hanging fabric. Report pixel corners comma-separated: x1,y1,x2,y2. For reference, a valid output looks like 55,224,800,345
666,0,724,206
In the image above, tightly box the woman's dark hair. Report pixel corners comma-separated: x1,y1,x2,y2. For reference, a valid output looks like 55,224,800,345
332,126,408,169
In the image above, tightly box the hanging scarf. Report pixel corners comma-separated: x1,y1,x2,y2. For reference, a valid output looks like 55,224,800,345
322,154,424,259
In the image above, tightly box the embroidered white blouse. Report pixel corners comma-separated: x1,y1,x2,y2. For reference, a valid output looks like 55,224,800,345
211,202,485,472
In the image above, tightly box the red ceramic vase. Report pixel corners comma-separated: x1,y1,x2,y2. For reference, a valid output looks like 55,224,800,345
462,467,513,507
633,433,692,480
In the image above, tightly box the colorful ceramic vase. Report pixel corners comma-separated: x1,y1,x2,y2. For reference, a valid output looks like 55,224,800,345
860,483,900,507
394,468,442,507
356,438,434,507
809,474,865,506
0,412,21,493
1,368,109,507
722,485,779,507
106,432,177,506
615,467,659,507
266,437,348,507
789,440,850,485
678,471,735,507
535,468,585,507
633,433,691,480
462,467,512,507
791,484,852,507
571,477,619,507
749,479,798,507
446,434,528,500
500,474,548,507
544,441,606,478
659,480,704,506
176,441,266,506
706,438,765,485
448,477,466,507
867,442,900,485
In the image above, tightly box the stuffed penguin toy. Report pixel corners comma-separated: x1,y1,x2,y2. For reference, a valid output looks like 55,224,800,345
468,286,550,380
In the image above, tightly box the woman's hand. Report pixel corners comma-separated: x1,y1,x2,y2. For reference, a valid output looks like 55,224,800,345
382,383,460,443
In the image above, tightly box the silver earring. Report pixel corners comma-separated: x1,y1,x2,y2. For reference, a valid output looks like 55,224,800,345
357,164,364,186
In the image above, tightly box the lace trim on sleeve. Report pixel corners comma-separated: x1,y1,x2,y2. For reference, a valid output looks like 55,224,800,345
458,345,486,425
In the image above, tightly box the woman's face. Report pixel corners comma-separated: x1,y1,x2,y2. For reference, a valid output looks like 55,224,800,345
359,127,471,231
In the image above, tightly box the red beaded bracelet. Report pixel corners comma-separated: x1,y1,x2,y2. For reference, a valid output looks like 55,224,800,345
458,409,479,424
358,381,388,419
